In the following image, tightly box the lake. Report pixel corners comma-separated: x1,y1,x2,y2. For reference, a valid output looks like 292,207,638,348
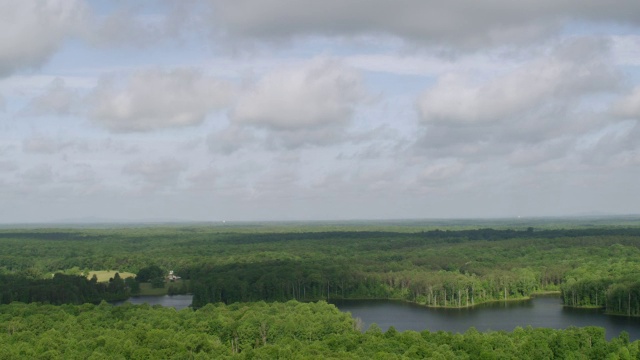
331,296,640,340
114,295,640,340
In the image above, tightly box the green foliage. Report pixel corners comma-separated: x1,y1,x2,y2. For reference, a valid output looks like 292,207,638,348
1,300,636,359
150,277,165,289
0,273,129,305
136,265,165,283
125,277,140,295
3,223,640,314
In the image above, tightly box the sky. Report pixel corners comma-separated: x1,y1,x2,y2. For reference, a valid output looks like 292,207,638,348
2,0,640,223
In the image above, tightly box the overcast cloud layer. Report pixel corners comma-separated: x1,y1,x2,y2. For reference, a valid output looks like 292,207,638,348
1,0,640,223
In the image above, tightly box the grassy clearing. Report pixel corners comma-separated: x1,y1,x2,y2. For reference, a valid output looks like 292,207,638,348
87,270,136,282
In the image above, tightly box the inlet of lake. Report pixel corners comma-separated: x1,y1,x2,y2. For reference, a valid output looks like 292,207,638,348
114,295,640,340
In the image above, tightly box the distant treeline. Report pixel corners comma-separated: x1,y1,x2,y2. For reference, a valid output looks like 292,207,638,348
218,227,640,244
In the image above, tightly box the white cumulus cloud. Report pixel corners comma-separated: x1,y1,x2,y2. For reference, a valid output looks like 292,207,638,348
613,87,640,119
89,68,233,132
233,58,365,130
123,158,187,189
417,38,618,125
206,0,640,50
0,0,87,77
22,78,76,116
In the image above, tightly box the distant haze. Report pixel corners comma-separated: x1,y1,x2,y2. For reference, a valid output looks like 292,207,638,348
1,1,640,223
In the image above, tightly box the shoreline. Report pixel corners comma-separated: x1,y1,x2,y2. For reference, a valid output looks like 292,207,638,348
116,293,640,318
330,291,562,310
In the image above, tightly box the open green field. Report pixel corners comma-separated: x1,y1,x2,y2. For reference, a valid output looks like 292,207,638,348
86,270,136,282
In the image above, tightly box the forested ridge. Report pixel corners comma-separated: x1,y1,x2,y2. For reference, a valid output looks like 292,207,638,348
3,221,640,358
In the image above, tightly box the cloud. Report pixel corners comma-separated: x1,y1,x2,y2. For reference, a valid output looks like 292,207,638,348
230,58,366,148
574,120,640,166
21,164,54,186
613,87,640,119
22,136,70,154
207,0,640,50
233,58,364,129
611,35,640,66
417,38,618,125
0,0,87,77
0,160,18,173
59,163,96,185
22,78,76,116
507,139,573,167
207,126,256,155
187,167,218,192
85,2,193,47
123,158,187,188
0,1,197,80
419,159,465,184
89,68,233,132
409,37,634,179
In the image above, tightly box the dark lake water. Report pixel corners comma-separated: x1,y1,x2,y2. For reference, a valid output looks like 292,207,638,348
113,295,640,340
331,296,640,340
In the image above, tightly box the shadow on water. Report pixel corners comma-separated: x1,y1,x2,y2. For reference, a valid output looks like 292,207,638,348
331,296,640,340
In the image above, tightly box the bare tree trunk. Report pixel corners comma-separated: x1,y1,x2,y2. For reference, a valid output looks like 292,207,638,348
466,288,469,307
472,286,475,306
231,334,239,354
259,321,269,346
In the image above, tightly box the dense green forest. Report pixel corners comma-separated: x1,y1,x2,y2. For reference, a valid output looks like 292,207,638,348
2,222,640,314
2,219,640,358
0,300,637,359
0,273,132,305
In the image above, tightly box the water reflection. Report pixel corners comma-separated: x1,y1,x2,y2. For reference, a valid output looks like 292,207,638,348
112,295,192,310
